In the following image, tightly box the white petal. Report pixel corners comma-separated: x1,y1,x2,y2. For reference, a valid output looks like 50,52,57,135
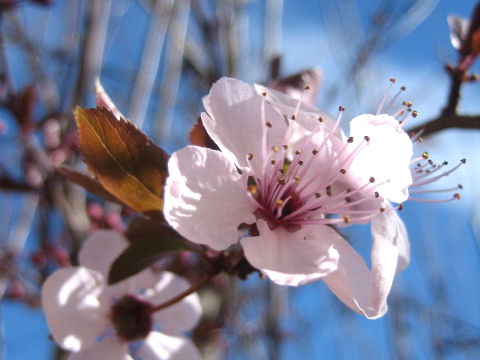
68,336,131,360
202,77,287,175
135,332,202,360
78,230,128,278
322,219,399,319
164,145,256,251
253,83,340,136
241,220,339,286
147,272,202,334
42,267,109,351
372,206,410,273
349,114,413,203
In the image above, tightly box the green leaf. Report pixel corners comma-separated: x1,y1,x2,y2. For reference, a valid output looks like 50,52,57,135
108,218,187,284
75,107,169,213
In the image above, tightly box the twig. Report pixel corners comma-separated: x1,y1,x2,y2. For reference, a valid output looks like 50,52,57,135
407,114,480,138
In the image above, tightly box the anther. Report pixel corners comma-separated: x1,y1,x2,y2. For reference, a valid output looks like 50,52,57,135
272,146,279,152
294,176,301,182
278,178,286,185
295,150,301,155
347,136,354,143
443,161,448,165
412,110,418,118
298,160,304,166
291,115,296,120
454,193,461,200
282,144,288,150
422,152,429,159
380,206,386,212
261,92,267,97
266,121,273,128
369,177,375,183
418,137,424,142
339,106,345,112
374,191,379,198
312,149,318,155
364,135,370,142
458,184,463,189
398,204,404,211
345,197,352,203
340,169,347,174
318,116,324,122
390,78,396,83
248,185,257,195
276,199,284,207
315,192,321,198
326,185,332,196
247,153,253,160
343,215,351,223
461,158,467,164
305,85,311,90
401,86,406,91
428,159,433,165
271,160,276,165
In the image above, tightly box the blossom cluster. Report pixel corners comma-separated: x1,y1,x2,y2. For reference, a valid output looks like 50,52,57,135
42,76,464,359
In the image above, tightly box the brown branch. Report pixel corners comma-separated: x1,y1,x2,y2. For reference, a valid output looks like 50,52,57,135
407,114,480,138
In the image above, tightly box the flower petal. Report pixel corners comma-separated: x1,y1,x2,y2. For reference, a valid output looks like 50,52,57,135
42,267,109,351
164,145,256,250
254,83,338,134
241,220,340,286
349,114,413,203
147,272,202,334
78,230,128,278
322,216,400,319
372,206,410,274
202,77,287,175
68,336,131,360
135,332,202,360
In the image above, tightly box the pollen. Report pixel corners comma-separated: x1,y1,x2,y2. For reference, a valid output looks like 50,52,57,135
248,185,257,195
343,215,351,223
272,146,279,152
276,199,284,207
454,193,461,200
422,152,429,159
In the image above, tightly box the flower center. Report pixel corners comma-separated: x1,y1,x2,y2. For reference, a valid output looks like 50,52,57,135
110,294,153,342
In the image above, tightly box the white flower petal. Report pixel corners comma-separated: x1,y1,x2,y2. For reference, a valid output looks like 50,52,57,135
202,77,287,175
135,332,202,360
372,206,410,274
42,268,109,351
164,145,256,250
241,220,340,286
146,272,202,334
68,336,131,360
78,230,128,278
322,220,399,319
349,114,413,203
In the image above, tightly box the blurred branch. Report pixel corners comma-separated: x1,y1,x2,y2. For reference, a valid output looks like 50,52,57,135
128,0,173,128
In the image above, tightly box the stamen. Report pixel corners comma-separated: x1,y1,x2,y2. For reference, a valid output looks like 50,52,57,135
377,78,396,115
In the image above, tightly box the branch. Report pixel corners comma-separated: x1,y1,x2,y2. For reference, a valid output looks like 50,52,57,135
407,114,480,138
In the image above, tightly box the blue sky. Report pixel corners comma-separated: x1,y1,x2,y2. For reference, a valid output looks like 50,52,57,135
2,1,480,359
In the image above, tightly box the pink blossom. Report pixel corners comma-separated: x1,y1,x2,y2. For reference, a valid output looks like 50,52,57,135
164,77,410,318
42,230,202,360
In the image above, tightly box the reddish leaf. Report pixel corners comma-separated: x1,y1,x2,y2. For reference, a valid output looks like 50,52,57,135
189,118,219,150
75,107,169,213
57,166,119,203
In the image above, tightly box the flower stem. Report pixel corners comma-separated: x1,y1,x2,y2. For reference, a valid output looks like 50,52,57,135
150,271,216,313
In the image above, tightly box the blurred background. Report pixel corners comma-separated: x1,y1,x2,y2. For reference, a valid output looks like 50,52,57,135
0,0,479,359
